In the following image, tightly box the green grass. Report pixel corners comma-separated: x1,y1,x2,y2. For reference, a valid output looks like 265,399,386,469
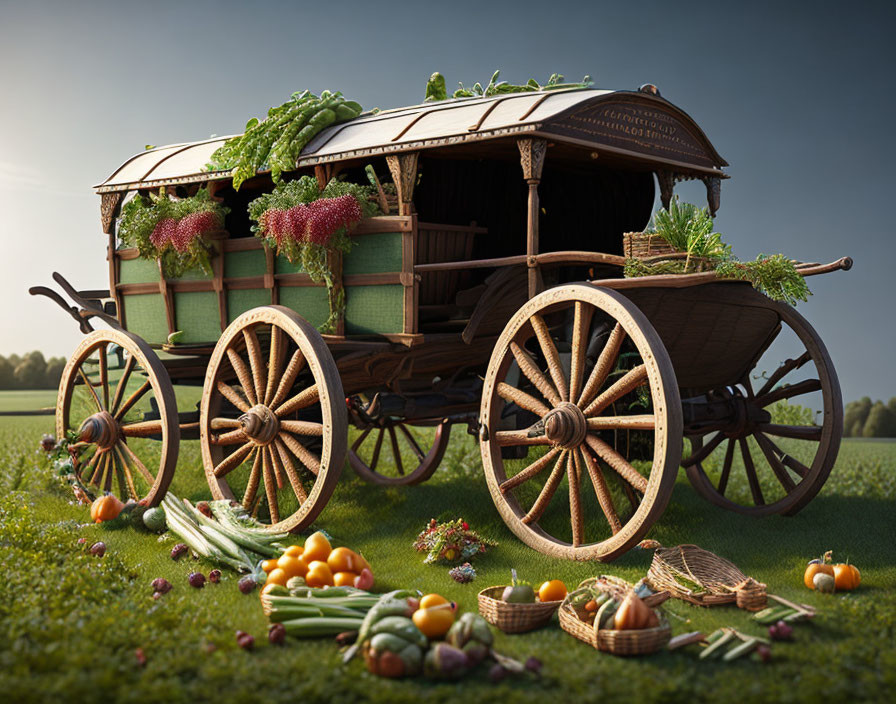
0,389,57,412
1,409,894,704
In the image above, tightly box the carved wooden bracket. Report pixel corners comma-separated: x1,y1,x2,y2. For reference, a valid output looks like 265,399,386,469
100,192,123,235
703,176,721,216
386,152,420,215
517,138,547,181
314,163,342,191
656,170,676,210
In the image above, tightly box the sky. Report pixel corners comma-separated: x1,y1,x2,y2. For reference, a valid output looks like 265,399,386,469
0,0,893,403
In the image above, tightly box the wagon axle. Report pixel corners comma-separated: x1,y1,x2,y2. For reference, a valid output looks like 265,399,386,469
681,388,772,438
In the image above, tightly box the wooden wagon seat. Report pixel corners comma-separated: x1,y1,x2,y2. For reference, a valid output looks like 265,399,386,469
415,221,488,309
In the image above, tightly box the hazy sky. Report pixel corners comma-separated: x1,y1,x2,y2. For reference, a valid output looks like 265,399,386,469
0,0,893,403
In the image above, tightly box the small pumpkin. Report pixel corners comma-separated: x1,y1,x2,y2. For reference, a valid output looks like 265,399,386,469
90,494,124,523
832,563,861,591
804,562,834,590
613,590,652,630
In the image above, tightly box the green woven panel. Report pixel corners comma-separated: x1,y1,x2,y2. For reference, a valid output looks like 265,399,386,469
225,250,266,278
344,232,403,275
122,294,169,344
174,291,220,343
227,289,270,322
170,266,211,282
119,258,160,284
345,285,403,334
276,255,300,275
279,286,330,329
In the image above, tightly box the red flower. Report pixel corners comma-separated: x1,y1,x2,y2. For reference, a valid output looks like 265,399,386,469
150,218,177,250
462,522,469,530
172,211,220,252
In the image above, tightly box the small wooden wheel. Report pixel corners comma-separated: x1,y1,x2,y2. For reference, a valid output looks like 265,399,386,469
683,303,842,516
480,284,682,561
200,306,347,533
349,419,451,485
57,329,179,506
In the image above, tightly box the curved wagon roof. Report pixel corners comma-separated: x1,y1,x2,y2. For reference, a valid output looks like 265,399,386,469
95,88,727,193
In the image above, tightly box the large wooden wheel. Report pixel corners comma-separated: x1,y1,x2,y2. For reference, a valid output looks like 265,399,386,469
57,329,179,506
200,306,347,533
480,284,682,561
683,302,842,516
349,419,451,486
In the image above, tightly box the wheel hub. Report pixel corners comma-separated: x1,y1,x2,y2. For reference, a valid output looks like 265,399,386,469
239,404,280,445
78,410,120,450
681,387,772,438
543,402,587,449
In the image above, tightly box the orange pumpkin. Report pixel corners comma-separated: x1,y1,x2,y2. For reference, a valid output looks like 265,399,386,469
614,591,651,630
804,562,835,590
833,563,861,591
90,494,124,523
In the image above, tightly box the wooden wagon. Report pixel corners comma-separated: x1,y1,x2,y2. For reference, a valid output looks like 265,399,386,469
33,85,851,561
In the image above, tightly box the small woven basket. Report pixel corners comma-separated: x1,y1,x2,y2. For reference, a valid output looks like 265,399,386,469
477,586,562,633
645,544,767,611
623,232,677,258
558,576,671,656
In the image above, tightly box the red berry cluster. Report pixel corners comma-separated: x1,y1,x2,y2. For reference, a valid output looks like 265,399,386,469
150,211,221,253
260,194,362,247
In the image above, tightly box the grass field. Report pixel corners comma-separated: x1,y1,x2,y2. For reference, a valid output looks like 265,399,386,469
1,394,894,704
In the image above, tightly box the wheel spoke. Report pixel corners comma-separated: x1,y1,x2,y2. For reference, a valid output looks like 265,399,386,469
267,442,286,489
216,381,250,413
583,434,648,493
242,449,262,507
115,379,151,421
269,349,306,410
120,419,164,438
521,450,568,525
370,429,384,470
568,301,594,406
279,420,324,437
577,323,625,409
494,429,552,447
499,447,561,493
757,423,823,441
754,432,798,492
351,426,373,452
110,354,136,416
717,438,735,497
213,442,254,478
119,440,155,484
582,364,648,417
578,446,622,534
756,378,822,408
567,451,584,546
756,351,811,397
496,382,551,417
754,432,808,478
86,449,105,485
739,437,765,505
510,341,561,407
682,431,725,468
210,428,247,445
278,431,320,475
98,344,110,410
210,417,241,430
262,447,279,523
77,367,103,412
113,452,128,499
226,348,258,406
274,384,319,417
397,424,425,460
388,427,404,476
586,414,655,430
274,439,308,503
529,313,569,402
264,325,285,405
103,452,114,492
112,443,139,499
243,327,267,407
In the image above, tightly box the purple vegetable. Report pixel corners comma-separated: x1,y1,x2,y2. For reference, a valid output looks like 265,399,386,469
268,623,286,646
208,569,222,584
238,576,257,594
89,542,106,557
188,572,206,588
236,630,254,651
171,543,189,560
151,578,172,595
524,656,542,674
756,644,772,663
769,620,793,641
489,664,508,683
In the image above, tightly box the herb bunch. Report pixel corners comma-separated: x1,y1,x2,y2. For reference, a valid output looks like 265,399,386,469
118,188,228,277
649,196,730,267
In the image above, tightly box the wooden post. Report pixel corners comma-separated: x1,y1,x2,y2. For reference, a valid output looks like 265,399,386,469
386,152,420,216
517,138,547,299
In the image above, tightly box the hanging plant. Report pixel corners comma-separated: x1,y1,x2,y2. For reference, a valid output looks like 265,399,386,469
248,176,379,332
118,188,229,277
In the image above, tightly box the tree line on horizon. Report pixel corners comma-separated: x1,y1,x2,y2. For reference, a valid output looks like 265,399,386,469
843,397,896,438
0,352,66,390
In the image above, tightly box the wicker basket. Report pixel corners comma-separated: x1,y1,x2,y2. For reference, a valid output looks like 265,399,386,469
623,232,677,259
645,544,768,611
558,576,671,655
477,586,562,633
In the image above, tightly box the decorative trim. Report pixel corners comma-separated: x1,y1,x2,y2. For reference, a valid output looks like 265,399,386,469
386,152,420,216
517,138,548,181
100,192,123,234
703,176,721,216
656,170,675,210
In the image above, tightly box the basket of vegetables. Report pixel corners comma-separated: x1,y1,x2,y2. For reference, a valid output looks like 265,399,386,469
559,576,671,655
477,572,567,634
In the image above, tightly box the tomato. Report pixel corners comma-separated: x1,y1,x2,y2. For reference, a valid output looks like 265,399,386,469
327,547,358,573
419,593,449,610
333,571,358,587
277,554,308,578
412,607,455,639
305,560,335,587
303,532,332,563
283,545,304,558
833,563,861,591
537,580,567,602
265,568,290,587
261,559,278,574
804,562,834,590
